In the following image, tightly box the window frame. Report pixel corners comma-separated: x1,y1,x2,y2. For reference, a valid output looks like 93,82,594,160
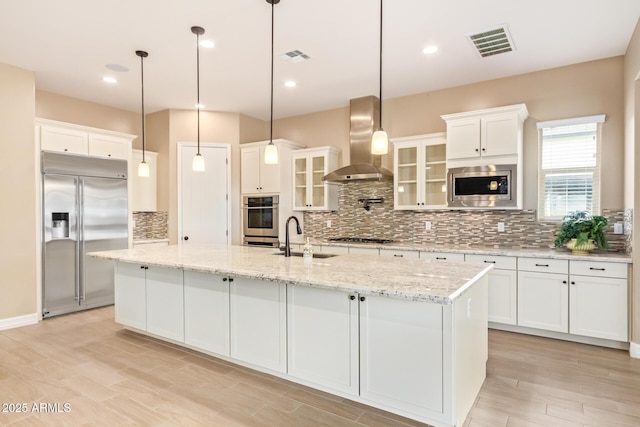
536,115,605,221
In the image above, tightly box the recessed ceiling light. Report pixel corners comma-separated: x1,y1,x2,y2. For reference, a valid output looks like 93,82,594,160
195,103,205,109
200,40,215,48
102,76,117,84
106,63,129,72
423,45,439,55
284,81,296,88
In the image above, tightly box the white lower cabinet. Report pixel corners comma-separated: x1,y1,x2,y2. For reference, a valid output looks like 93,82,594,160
145,266,185,342
517,270,568,333
360,294,444,415
466,254,517,325
230,277,287,373
114,262,147,330
569,261,628,341
184,271,230,356
287,285,359,395
114,262,184,341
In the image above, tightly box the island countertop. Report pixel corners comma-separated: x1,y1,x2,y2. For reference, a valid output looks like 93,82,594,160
90,244,493,304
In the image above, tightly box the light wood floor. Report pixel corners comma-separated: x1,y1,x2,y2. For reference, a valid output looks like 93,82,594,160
0,307,638,427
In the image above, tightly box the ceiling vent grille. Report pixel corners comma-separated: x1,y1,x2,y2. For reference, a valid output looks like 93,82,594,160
467,25,515,58
281,50,311,63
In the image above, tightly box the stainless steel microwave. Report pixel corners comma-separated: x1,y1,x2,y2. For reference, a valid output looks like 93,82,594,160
447,164,517,208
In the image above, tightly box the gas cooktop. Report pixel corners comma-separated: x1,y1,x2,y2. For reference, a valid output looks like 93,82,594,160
328,237,394,244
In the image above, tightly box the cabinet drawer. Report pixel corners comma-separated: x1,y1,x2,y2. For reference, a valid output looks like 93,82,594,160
465,254,516,270
420,251,465,262
570,260,628,279
88,135,129,159
350,247,380,256
380,248,419,259
41,126,89,155
518,257,567,274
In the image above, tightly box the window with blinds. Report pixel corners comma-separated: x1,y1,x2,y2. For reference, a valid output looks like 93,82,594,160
537,115,605,220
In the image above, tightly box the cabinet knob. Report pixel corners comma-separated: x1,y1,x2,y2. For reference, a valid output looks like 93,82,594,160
562,280,567,284
571,281,576,285
481,148,486,152
140,265,145,270
360,296,366,302
349,295,356,300
64,148,68,151
229,277,234,282
183,236,189,241
222,277,228,282
108,154,112,157
475,148,479,152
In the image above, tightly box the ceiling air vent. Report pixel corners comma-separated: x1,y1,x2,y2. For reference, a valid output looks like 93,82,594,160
280,50,311,63
467,25,515,58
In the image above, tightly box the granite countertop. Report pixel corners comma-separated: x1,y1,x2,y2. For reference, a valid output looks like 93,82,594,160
290,240,632,263
89,244,493,304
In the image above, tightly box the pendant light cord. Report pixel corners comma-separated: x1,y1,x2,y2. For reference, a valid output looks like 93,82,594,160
378,0,383,130
196,31,201,155
140,53,146,162
269,1,274,144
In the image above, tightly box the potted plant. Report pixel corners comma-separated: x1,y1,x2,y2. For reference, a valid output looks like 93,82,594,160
554,211,608,254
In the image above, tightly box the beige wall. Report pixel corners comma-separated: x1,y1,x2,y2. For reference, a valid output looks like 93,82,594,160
624,18,640,347
275,57,625,211
36,90,140,138
0,63,37,319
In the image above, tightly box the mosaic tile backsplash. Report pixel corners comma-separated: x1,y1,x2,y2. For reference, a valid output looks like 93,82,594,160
132,211,168,241
303,181,631,253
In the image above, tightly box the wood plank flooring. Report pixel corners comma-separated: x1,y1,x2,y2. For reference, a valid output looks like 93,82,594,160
0,306,638,426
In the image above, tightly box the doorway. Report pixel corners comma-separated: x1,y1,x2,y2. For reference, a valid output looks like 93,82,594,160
178,143,231,245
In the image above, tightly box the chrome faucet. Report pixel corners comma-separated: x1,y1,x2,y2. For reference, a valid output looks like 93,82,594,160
284,216,302,257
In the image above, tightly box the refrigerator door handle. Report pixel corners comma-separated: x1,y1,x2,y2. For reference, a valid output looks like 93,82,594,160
78,178,85,302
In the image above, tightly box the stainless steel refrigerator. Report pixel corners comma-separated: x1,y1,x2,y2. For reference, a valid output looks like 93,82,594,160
42,151,128,318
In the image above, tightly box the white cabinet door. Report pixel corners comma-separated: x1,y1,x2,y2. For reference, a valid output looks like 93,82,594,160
184,271,230,356
291,147,339,211
230,277,286,372
146,266,184,342
487,269,517,325
360,295,444,415
114,262,147,330
131,150,157,212
241,145,280,194
41,125,89,155
445,118,480,160
517,271,568,333
481,113,519,157
88,134,129,159
569,275,628,341
287,285,358,395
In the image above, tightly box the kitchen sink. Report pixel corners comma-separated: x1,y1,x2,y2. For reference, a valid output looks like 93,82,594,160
272,251,338,259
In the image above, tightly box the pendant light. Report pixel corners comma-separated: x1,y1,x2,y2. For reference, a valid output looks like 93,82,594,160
263,0,280,165
191,26,206,172
136,50,150,177
371,0,389,155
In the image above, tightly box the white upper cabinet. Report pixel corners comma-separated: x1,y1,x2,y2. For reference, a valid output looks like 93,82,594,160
442,104,528,165
37,118,134,160
241,139,305,195
131,149,158,212
393,133,447,209
292,146,340,211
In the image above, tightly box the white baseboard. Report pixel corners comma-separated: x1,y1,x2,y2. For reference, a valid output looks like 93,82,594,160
0,313,39,331
630,342,640,359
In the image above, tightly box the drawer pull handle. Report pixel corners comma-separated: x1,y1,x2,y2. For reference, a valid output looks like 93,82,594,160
535,263,549,267
484,260,496,264
393,254,404,257
436,257,446,260
589,267,605,271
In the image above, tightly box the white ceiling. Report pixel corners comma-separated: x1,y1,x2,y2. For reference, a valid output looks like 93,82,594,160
1,0,639,120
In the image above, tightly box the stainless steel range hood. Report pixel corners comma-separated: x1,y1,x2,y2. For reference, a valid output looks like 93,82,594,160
322,96,393,182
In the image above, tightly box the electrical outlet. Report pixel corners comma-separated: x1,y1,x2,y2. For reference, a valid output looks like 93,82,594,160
326,219,332,228
614,223,623,234
425,221,432,231
497,222,505,232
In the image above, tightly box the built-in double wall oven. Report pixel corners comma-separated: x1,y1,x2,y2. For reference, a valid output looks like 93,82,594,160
243,195,279,247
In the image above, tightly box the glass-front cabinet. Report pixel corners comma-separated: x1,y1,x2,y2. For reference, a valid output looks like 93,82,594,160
393,133,447,210
292,146,340,211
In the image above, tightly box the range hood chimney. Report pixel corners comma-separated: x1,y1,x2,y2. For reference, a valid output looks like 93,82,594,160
322,96,393,182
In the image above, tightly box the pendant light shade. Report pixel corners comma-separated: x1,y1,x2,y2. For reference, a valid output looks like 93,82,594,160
191,26,206,172
371,0,389,155
135,50,150,177
264,0,280,165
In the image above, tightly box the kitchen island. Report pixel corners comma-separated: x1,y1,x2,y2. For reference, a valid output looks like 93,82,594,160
90,244,493,427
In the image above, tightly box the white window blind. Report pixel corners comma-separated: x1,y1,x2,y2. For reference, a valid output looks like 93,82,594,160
537,115,604,220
